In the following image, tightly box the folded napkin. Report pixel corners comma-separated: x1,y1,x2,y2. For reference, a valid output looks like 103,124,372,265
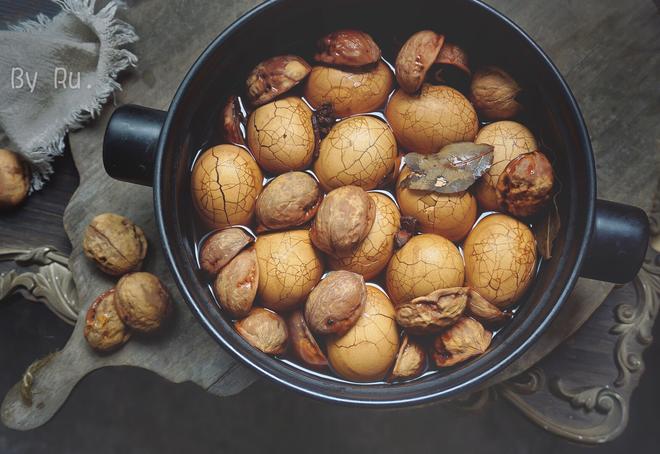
0,0,138,190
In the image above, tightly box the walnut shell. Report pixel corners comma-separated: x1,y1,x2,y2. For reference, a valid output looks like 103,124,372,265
395,287,468,334
214,248,259,319
222,95,245,145
0,148,30,210
84,289,131,352
470,66,522,120
395,30,445,94
431,317,492,367
328,193,400,280
388,335,426,381
287,309,327,369
314,29,381,67
255,171,321,230
496,151,554,218
115,272,172,333
199,227,253,274
304,270,367,335
83,213,148,276
466,288,511,325
310,185,376,255
246,55,311,106
235,308,288,355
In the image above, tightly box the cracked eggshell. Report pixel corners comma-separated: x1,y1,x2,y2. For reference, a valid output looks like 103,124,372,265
246,97,316,174
191,145,263,229
463,213,537,308
386,233,465,305
304,61,394,117
474,121,538,211
255,230,324,312
328,193,400,280
385,84,479,154
314,116,398,191
396,167,477,242
327,286,399,382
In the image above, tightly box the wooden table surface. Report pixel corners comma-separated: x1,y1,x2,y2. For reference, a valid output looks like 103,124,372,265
1,0,659,453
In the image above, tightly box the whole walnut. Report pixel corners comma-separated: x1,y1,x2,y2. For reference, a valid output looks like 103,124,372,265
114,272,172,333
84,289,131,352
0,148,30,210
83,213,148,276
470,66,522,120
310,185,376,255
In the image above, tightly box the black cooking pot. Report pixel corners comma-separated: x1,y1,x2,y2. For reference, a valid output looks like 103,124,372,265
102,0,649,406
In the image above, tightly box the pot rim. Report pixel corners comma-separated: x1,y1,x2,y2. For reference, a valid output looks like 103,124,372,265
154,0,596,406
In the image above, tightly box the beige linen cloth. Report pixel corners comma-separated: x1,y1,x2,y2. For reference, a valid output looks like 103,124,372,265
0,0,137,190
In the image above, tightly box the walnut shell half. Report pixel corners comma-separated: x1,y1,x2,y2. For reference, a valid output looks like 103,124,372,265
304,270,367,336
314,29,381,67
246,55,311,106
235,308,288,355
431,317,492,367
395,287,468,334
84,289,131,353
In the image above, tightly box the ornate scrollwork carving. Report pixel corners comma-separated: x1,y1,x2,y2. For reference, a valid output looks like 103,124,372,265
0,246,79,325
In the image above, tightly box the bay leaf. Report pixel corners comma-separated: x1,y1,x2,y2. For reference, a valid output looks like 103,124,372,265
533,192,561,259
401,142,494,193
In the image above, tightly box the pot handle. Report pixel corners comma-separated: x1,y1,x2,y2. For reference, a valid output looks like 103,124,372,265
103,104,166,187
580,199,649,283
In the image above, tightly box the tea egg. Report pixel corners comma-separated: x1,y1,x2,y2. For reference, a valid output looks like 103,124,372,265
246,97,316,174
463,213,537,307
255,230,324,312
385,84,479,154
314,116,398,191
191,144,263,228
396,166,478,242
327,285,400,382
386,233,465,305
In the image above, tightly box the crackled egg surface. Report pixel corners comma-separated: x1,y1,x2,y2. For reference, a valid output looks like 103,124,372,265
191,144,263,228
474,121,538,211
386,233,465,305
314,116,398,191
385,84,479,154
396,167,478,242
304,61,394,116
254,230,324,312
463,213,537,308
246,97,316,174
327,285,400,382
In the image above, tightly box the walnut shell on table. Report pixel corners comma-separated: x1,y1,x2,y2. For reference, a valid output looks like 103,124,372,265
82,213,148,276
84,289,131,353
114,272,172,334
0,148,30,210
